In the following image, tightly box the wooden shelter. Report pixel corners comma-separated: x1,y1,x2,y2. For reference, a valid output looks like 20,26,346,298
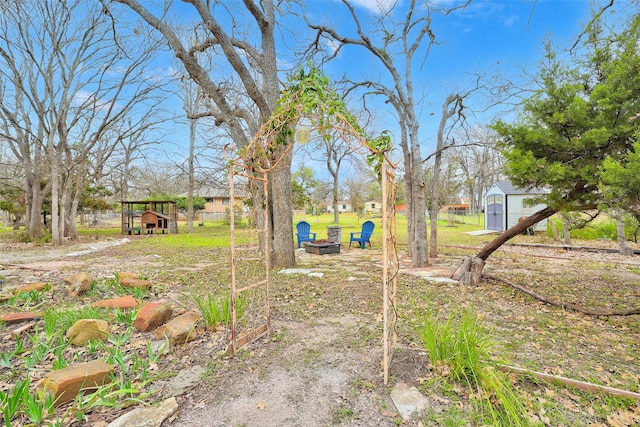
121,200,178,235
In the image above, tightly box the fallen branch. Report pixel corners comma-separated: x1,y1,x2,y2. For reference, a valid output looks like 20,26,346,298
5,263,52,271
497,364,640,401
483,273,640,316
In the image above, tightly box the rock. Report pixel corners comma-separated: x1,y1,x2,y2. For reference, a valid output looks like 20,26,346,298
120,278,153,289
107,396,178,427
134,300,172,332
278,268,314,275
66,319,110,346
0,311,43,324
153,365,206,397
390,382,431,420
14,282,47,293
117,271,139,280
92,295,142,309
148,340,169,359
154,311,201,344
40,360,113,406
65,272,92,296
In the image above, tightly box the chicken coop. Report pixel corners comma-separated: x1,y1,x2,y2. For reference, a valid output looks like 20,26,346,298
121,200,178,235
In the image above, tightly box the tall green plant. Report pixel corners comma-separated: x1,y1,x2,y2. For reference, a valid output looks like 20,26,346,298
414,308,529,426
191,293,248,330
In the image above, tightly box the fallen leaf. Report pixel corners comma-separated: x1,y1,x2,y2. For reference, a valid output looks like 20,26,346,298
380,409,397,417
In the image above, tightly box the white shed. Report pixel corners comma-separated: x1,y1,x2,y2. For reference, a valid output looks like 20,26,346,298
484,181,550,232
326,201,353,213
363,201,381,214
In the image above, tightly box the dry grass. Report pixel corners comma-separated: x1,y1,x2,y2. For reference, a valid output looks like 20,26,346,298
0,219,639,425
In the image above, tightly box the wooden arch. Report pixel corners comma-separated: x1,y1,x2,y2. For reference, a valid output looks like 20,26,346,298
227,68,399,384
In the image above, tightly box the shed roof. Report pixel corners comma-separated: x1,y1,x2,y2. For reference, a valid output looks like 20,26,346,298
491,181,550,195
142,210,169,219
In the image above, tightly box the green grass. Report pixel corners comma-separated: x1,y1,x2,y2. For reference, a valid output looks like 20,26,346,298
0,211,496,250
294,212,485,248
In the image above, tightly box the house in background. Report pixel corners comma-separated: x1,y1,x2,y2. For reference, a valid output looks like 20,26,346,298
484,181,550,232
179,188,246,221
363,200,382,215
326,201,353,214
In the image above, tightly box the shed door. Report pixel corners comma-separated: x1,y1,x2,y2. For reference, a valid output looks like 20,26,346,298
486,195,503,230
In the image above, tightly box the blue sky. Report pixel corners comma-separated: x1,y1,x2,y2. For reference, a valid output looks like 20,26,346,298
287,0,600,179
314,1,594,134
154,1,611,183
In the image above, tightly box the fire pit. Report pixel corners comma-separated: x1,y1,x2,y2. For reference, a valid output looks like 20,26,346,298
304,239,341,255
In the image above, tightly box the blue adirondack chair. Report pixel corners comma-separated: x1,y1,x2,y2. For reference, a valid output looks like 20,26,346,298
296,221,316,248
349,220,375,249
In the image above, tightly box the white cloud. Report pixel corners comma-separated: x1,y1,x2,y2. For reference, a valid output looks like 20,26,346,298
72,90,113,111
503,13,519,28
347,0,397,15
322,37,342,56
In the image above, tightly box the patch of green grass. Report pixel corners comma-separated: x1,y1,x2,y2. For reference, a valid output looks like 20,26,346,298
7,289,49,309
330,402,355,424
49,305,111,332
422,405,475,427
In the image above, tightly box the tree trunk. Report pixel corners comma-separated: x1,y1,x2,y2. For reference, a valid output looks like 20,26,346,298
12,214,21,230
66,171,83,241
616,212,632,256
408,141,428,267
268,148,295,269
454,206,558,284
187,116,196,234
50,154,61,245
563,215,572,245
550,216,559,240
429,149,441,259
26,188,45,239
429,207,438,258
332,172,339,224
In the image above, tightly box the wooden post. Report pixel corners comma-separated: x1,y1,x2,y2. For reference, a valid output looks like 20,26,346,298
382,161,390,385
229,166,237,355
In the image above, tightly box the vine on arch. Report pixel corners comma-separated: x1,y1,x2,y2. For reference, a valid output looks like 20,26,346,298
229,66,398,383
236,65,392,175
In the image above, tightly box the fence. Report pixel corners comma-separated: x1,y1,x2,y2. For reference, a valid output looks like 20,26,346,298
437,210,484,226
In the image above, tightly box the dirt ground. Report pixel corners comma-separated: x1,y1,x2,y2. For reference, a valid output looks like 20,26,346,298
1,235,639,426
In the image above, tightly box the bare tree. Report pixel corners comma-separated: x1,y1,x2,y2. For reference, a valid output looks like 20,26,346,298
182,80,204,233
302,129,357,223
306,0,470,267
425,160,461,227
0,0,166,243
448,127,504,213
94,116,168,202
114,0,295,268
427,94,464,258
342,176,368,216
